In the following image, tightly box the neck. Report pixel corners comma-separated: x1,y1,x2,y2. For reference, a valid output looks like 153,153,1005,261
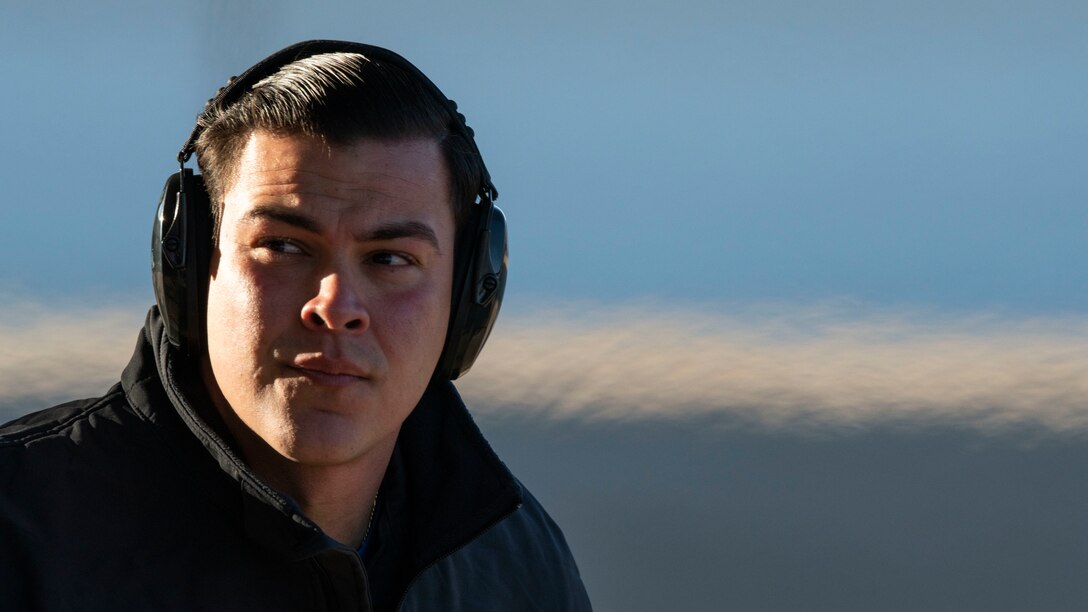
257,447,390,546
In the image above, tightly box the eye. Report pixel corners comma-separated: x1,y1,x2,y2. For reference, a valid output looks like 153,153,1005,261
258,237,305,255
369,252,414,267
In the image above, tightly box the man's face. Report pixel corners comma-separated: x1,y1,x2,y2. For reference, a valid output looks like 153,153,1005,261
203,131,454,468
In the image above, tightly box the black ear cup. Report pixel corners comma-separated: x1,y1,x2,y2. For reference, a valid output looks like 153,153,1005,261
151,169,211,356
436,202,508,380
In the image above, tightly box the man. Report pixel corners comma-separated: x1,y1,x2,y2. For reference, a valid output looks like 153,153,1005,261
0,40,591,611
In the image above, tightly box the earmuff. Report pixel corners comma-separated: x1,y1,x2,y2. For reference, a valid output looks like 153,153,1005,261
151,169,211,359
151,40,507,380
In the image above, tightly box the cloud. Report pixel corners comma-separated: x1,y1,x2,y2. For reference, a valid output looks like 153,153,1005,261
0,300,146,418
3,299,1087,433
457,301,1088,433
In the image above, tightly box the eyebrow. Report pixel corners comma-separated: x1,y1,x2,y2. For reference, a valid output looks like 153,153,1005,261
243,206,321,234
243,205,440,250
364,221,440,250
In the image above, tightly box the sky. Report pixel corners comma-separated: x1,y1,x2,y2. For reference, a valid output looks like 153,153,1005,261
3,1,1088,610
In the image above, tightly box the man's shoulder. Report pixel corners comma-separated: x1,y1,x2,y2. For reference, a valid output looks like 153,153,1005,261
400,481,593,611
489,484,581,565
0,385,131,449
0,385,160,499
493,484,591,600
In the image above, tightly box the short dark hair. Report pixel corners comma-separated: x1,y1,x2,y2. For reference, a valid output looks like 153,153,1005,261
194,52,484,239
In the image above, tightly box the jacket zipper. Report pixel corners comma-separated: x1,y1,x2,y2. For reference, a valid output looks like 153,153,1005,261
312,549,374,612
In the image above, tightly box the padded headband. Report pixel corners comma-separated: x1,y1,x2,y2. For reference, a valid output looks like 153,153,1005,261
177,39,497,204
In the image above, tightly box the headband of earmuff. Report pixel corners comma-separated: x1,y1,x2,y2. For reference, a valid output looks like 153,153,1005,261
151,39,507,380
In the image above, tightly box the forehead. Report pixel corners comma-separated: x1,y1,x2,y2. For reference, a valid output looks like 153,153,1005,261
225,132,452,222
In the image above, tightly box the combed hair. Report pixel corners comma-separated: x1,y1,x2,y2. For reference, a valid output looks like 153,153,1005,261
194,52,484,240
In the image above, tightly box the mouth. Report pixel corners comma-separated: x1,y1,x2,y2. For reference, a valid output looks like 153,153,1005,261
286,356,370,387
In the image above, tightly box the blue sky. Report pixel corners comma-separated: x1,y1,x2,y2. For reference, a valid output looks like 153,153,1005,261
2,0,1086,311
4,2,1088,610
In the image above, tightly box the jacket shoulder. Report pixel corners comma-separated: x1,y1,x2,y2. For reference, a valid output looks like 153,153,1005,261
0,386,136,605
0,384,129,448
399,484,593,611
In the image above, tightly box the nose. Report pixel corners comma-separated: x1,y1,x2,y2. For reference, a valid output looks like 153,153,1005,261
300,272,370,333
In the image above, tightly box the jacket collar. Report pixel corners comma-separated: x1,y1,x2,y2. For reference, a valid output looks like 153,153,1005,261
123,307,523,574
366,381,524,607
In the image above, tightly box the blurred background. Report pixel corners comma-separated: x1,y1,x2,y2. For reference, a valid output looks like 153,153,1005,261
2,1,1088,609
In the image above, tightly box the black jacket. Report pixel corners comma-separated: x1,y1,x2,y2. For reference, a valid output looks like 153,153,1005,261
0,310,591,611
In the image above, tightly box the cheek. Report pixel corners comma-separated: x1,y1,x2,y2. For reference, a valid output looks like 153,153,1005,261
377,283,452,367
205,257,283,363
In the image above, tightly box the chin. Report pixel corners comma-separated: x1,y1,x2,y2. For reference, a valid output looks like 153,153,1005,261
274,410,385,467
275,435,365,467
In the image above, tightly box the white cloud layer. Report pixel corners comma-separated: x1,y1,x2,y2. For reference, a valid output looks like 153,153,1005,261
459,301,1088,433
3,299,1087,432
0,300,145,412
